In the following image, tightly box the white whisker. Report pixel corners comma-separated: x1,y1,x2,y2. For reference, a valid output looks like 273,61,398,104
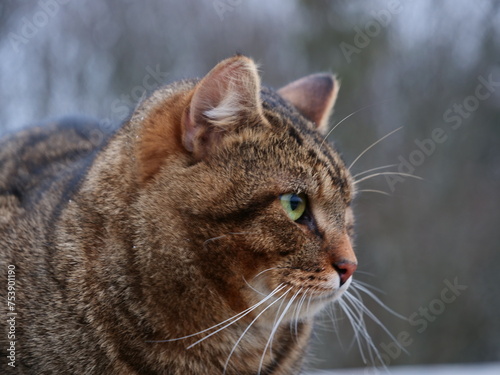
329,305,344,351
305,292,314,318
354,171,423,185
348,126,404,171
187,284,287,349
252,267,279,281
325,279,412,371
258,288,303,375
268,288,290,358
320,98,398,148
146,284,285,344
321,299,341,335
344,291,387,366
345,291,405,361
292,288,310,337
243,276,267,297
222,287,292,375
351,281,406,320
352,164,398,180
341,283,409,369
356,189,391,196
320,111,357,148
352,279,385,295
337,298,370,364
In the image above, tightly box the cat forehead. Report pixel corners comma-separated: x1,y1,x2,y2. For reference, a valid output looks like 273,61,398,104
259,87,339,159
254,87,353,203
260,86,312,132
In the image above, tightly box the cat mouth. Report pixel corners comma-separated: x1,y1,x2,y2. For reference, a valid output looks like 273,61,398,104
309,281,351,302
246,275,352,322
301,277,352,303
290,279,353,319
245,265,354,320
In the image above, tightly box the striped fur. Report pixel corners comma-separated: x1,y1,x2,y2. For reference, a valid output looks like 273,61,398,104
0,56,356,374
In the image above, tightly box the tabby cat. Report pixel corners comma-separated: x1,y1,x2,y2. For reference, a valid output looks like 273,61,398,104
0,55,358,374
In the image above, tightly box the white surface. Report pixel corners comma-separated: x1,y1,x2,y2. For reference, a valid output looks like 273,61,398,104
307,362,500,374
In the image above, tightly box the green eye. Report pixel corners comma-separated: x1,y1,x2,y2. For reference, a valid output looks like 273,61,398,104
280,193,307,221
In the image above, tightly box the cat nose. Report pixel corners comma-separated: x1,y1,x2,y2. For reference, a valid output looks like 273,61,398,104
333,260,357,286
326,233,357,286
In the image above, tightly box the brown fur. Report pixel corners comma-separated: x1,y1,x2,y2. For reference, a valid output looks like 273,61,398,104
0,56,356,374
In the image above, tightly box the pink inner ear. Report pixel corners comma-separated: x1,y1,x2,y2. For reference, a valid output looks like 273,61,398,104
181,55,263,160
278,74,339,134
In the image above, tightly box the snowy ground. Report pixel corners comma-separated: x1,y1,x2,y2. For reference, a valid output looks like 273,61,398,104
307,362,500,374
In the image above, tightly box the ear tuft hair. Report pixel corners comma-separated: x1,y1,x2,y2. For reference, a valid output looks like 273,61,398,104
182,55,263,159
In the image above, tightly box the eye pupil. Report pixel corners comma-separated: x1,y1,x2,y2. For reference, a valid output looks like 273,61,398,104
289,195,301,211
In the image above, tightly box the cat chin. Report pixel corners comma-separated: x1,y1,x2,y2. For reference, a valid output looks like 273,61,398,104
298,277,353,318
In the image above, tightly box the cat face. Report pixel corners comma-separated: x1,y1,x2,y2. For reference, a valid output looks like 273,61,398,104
135,56,356,326
196,112,356,322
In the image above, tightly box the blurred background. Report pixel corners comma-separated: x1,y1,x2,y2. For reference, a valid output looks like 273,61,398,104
1,0,499,372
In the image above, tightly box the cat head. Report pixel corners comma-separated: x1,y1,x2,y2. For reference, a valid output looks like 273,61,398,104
134,55,356,322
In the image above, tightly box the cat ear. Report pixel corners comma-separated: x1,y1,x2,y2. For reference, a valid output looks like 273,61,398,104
182,55,263,159
278,74,339,135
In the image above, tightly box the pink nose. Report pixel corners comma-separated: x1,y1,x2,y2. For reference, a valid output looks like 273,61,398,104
333,260,357,286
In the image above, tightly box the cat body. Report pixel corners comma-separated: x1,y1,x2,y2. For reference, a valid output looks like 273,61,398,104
0,56,356,374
